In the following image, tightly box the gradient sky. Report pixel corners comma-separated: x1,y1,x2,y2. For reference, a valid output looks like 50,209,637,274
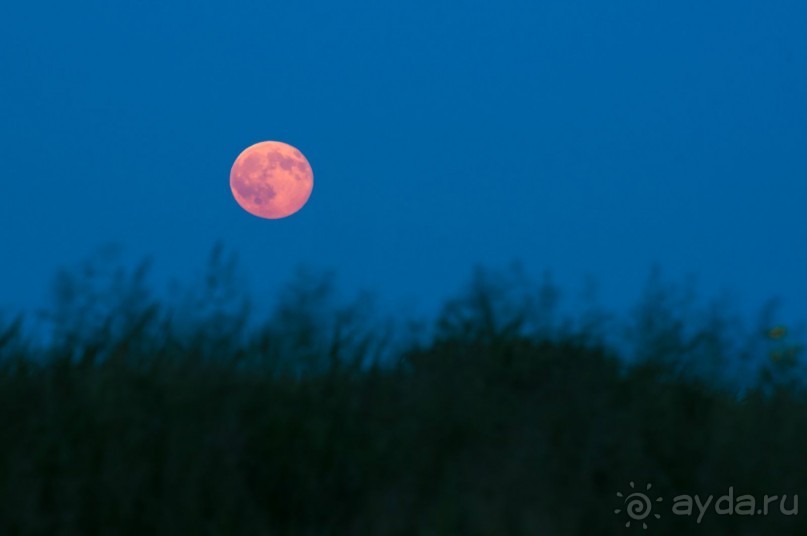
1,0,806,330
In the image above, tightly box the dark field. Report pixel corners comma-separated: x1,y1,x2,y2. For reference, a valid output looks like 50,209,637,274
0,249,804,535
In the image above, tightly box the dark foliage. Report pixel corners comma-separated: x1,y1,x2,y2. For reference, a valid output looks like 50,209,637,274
0,248,804,535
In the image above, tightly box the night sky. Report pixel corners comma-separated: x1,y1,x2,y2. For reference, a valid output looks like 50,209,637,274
2,1,806,329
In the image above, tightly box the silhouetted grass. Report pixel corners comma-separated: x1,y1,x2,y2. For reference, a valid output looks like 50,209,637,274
0,247,804,535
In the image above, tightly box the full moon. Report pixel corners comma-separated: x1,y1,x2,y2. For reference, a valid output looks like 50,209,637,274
230,141,314,219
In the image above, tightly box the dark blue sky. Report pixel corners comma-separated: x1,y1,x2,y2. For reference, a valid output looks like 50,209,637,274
2,1,806,328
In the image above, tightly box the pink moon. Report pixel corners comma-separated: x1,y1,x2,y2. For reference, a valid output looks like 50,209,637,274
230,141,314,219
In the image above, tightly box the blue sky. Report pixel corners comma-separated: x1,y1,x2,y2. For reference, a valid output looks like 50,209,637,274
1,0,805,330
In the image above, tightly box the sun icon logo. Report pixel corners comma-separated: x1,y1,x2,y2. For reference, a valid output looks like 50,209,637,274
614,481,663,529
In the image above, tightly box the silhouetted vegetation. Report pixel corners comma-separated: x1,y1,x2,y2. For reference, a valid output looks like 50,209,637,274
0,246,805,535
